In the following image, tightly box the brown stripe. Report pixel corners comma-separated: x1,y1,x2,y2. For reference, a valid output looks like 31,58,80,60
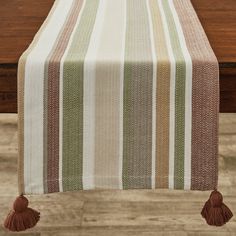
94,63,122,188
18,0,60,194
45,0,83,193
173,0,219,190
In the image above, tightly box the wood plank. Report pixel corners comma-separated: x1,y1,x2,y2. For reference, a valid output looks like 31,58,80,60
0,64,17,92
0,0,55,64
0,92,17,113
0,114,236,234
0,64,17,113
191,0,236,65
220,67,236,113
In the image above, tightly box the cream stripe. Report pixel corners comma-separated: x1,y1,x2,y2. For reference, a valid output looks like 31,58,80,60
24,0,74,194
93,0,126,189
82,0,106,190
146,0,157,189
58,0,87,192
168,0,192,190
119,1,126,190
18,0,60,194
157,0,176,189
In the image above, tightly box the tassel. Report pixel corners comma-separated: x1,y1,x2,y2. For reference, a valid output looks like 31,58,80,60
201,190,233,226
4,194,40,231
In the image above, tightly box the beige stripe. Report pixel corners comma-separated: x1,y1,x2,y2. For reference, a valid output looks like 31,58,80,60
94,0,126,189
18,0,60,194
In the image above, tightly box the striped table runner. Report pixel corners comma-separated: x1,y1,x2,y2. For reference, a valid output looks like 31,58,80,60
18,0,219,194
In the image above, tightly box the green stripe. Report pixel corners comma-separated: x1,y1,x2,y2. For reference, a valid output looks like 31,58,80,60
62,0,99,191
162,0,186,189
123,0,153,189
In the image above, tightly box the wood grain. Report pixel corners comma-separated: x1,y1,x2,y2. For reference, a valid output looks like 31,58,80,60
0,64,17,113
0,0,55,64
191,0,236,65
0,113,236,235
0,0,236,113
0,0,54,113
191,0,236,113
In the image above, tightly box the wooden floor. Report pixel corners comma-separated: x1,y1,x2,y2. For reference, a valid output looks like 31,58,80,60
0,114,235,235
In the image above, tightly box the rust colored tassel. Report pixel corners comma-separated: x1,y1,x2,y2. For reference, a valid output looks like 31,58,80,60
4,195,40,231
201,190,233,226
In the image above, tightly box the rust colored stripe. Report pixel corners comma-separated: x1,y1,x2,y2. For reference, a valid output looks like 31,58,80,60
45,0,84,193
173,0,219,190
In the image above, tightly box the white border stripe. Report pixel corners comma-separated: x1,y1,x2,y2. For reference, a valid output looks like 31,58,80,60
168,0,192,190
157,0,176,189
82,0,106,190
24,0,75,194
146,0,157,189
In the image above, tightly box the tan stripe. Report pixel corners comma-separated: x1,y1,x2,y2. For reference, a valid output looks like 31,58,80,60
173,0,219,190
18,57,26,194
18,0,60,194
149,0,170,188
94,0,126,189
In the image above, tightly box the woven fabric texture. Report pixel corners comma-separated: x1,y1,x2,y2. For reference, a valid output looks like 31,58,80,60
18,0,219,194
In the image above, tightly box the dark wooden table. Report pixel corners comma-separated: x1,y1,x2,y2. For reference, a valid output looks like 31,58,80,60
0,0,236,113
